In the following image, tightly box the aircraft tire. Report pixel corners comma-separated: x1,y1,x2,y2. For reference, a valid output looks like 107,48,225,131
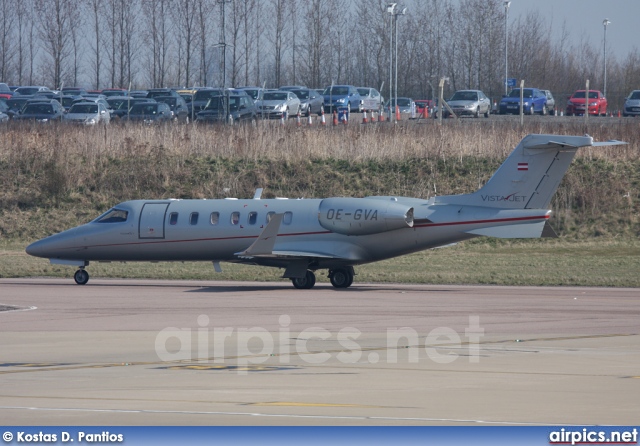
329,268,353,289
74,269,89,285
291,270,316,289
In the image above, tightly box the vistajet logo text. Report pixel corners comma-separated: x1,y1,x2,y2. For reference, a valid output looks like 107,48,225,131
481,193,527,202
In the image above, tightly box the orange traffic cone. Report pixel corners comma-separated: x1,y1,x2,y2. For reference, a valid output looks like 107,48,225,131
423,105,429,118
395,105,401,121
296,111,301,126
332,110,338,126
342,110,348,124
379,108,385,122
362,110,368,124
321,108,326,125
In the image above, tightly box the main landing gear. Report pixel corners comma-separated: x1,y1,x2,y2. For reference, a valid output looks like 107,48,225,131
329,267,354,289
74,268,89,285
290,267,355,290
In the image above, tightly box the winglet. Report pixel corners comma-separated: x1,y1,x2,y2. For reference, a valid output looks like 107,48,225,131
236,213,283,257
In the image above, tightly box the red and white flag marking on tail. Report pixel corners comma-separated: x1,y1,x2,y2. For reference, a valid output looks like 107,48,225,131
517,162,529,171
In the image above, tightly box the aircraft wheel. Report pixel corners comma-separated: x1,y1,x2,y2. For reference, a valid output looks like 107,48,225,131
74,269,89,285
329,267,354,289
291,270,316,289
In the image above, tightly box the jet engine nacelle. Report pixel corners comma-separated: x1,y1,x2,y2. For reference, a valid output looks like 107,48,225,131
318,197,414,236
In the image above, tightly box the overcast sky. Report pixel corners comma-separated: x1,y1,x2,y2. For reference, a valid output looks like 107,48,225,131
508,0,638,60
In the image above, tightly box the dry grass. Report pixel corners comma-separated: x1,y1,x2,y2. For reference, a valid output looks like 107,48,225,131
1,119,639,241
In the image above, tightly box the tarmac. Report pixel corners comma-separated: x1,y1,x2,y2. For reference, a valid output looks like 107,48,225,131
0,278,638,425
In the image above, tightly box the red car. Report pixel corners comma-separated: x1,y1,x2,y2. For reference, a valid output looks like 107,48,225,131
566,90,607,116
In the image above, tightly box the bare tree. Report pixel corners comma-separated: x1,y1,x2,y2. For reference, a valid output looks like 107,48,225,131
177,0,197,87
0,0,14,82
270,0,289,87
67,5,84,87
35,0,72,88
87,0,103,88
196,0,214,86
142,0,173,87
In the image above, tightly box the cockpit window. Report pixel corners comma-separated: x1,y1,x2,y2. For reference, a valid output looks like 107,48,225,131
96,208,128,223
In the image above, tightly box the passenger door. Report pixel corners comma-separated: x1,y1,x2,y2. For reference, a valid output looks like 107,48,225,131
139,202,170,239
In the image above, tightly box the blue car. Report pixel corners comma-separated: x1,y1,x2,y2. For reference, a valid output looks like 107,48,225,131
499,88,548,115
323,85,363,113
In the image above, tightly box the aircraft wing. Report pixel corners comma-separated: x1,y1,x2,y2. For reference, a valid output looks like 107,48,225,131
235,214,353,261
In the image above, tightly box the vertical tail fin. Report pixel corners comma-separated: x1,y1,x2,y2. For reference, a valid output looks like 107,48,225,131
439,134,626,209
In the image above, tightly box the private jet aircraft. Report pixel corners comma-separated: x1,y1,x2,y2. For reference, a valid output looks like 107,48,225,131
26,134,624,288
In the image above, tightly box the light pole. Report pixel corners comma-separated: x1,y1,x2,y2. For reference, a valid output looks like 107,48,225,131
387,4,406,123
603,18,611,98
504,1,511,96
387,3,395,122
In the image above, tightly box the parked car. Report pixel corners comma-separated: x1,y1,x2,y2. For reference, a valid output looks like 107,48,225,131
565,90,607,116
60,94,83,111
499,88,547,115
72,95,109,111
196,93,257,124
107,96,156,120
0,101,10,122
623,90,640,117
15,86,51,96
122,102,172,124
238,87,265,104
62,101,110,126
444,89,491,118
154,95,189,122
5,97,30,118
357,87,383,111
12,100,64,122
101,88,129,97
385,97,414,114
543,90,555,114
188,88,225,115
257,90,301,119
61,87,88,96
289,88,324,116
279,85,307,91
129,90,149,98
323,85,362,112
146,88,181,100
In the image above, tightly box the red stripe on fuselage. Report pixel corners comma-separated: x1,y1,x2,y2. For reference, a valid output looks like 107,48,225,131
57,215,549,252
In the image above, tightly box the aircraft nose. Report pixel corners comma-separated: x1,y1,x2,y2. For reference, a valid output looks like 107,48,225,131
25,239,47,258
25,228,77,259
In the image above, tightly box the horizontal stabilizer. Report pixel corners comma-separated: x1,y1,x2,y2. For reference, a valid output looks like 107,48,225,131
465,220,546,238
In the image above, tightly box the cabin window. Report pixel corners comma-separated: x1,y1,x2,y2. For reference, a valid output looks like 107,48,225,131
231,211,240,225
283,211,293,225
169,212,178,225
210,212,219,225
266,211,275,223
189,212,199,225
96,208,128,223
248,211,257,225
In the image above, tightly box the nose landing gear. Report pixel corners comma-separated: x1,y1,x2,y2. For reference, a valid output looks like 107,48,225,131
74,269,89,285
